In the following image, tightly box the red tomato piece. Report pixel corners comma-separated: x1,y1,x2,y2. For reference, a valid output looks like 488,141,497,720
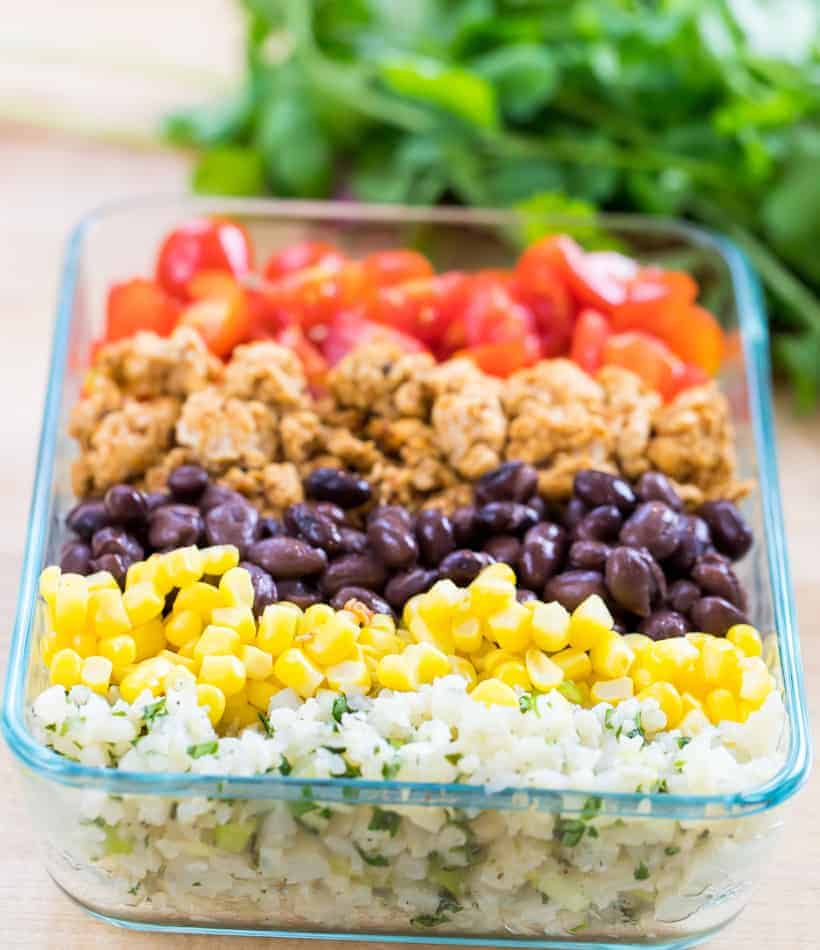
263,241,343,281
369,272,467,347
514,238,575,356
660,304,724,376
275,325,329,387
570,309,611,373
666,362,710,400
322,312,427,366
611,268,698,332
461,336,541,377
178,271,251,358
602,331,686,401
361,249,434,287
105,278,180,342
155,217,253,300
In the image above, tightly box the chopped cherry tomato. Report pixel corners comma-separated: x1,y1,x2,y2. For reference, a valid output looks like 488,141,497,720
178,272,251,358
660,304,724,376
361,249,434,287
611,268,698,331
156,217,253,300
514,239,575,356
275,325,329,387
368,272,467,347
570,309,611,373
105,278,180,342
666,362,710,399
602,331,686,401
462,336,541,377
439,274,533,361
263,241,343,281
322,312,427,366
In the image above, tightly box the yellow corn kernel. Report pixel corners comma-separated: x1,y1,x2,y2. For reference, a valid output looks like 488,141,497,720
377,654,418,692
622,633,653,659
529,601,571,653
49,648,83,689
479,648,516,675
326,657,371,692
407,614,454,654
736,700,756,723
219,567,255,609
590,633,635,680
525,648,564,692
246,678,280,712
85,570,118,592
239,644,274,680
469,572,515,617
257,603,301,656
402,593,425,626
70,632,98,658
590,676,634,705
551,647,592,682
727,624,763,658
485,601,531,652
39,564,61,604
79,655,113,694
305,614,359,666
199,654,247,698
174,581,223,619
122,582,164,627
681,691,704,716
118,657,172,703
39,631,62,667
161,546,204,589
638,682,684,729
298,603,336,636
701,638,743,691
408,642,451,684
358,626,403,657
568,595,613,651
369,613,396,634
164,609,203,649
54,573,89,636
495,659,531,691
449,655,477,689
680,707,711,737
131,618,166,662
200,544,240,575
632,666,654,691
646,638,699,685
705,687,738,724
479,562,518,586
470,678,519,708
452,616,483,654
196,683,226,725
686,632,710,648
211,606,256,644
194,625,241,663
163,664,197,693
419,579,464,627
98,634,137,671
274,648,324,698
88,588,131,640
222,689,259,729
178,637,199,661
124,560,153,591
739,656,774,704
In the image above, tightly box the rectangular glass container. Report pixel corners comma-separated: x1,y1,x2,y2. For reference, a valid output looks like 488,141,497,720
2,199,811,948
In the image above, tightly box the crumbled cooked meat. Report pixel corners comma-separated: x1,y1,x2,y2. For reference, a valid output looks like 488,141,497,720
432,383,507,478
220,462,305,513
223,342,308,409
280,410,324,464
70,397,180,496
328,342,436,417
597,365,660,480
68,375,123,446
91,328,221,399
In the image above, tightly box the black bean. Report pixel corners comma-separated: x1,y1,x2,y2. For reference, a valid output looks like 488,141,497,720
574,470,636,513
690,596,747,636
605,546,655,617
516,588,538,604
476,501,539,536
527,496,547,520
144,491,171,512
543,570,606,611
575,505,622,542
640,610,689,640
384,568,439,609
321,553,388,595
246,537,327,578
103,484,147,525
525,521,567,549
89,553,130,587
367,518,418,570
147,504,203,550
60,541,92,574
635,472,683,511
698,500,753,560
259,517,285,539
199,483,244,513
369,505,415,531
66,500,109,540
284,503,343,554
305,467,372,509
562,496,588,532
416,510,456,566
667,579,701,614
475,461,539,505
518,538,563,590
91,526,144,562
338,527,369,555
205,500,259,554
665,514,711,574
619,501,682,560
691,554,747,610
569,540,611,570
276,579,322,609
168,464,209,502
238,561,279,616
330,586,394,617
313,502,347,526
451,506,480,547
438,550,494,586
483,535,522,565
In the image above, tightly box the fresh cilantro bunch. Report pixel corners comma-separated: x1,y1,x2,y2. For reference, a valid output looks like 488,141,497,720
165,0,820,408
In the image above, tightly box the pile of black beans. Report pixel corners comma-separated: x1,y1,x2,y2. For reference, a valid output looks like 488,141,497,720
61,460,753,638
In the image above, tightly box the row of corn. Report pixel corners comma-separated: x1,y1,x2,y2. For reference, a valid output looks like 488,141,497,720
37,547,774,735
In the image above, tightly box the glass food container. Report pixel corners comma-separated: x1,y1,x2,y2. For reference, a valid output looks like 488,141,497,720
2,199,811,948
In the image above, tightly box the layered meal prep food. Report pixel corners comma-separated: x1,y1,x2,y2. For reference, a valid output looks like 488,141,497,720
18,214,794,942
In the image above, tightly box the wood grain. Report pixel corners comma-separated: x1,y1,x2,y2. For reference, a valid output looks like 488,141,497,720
0,129,817,950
